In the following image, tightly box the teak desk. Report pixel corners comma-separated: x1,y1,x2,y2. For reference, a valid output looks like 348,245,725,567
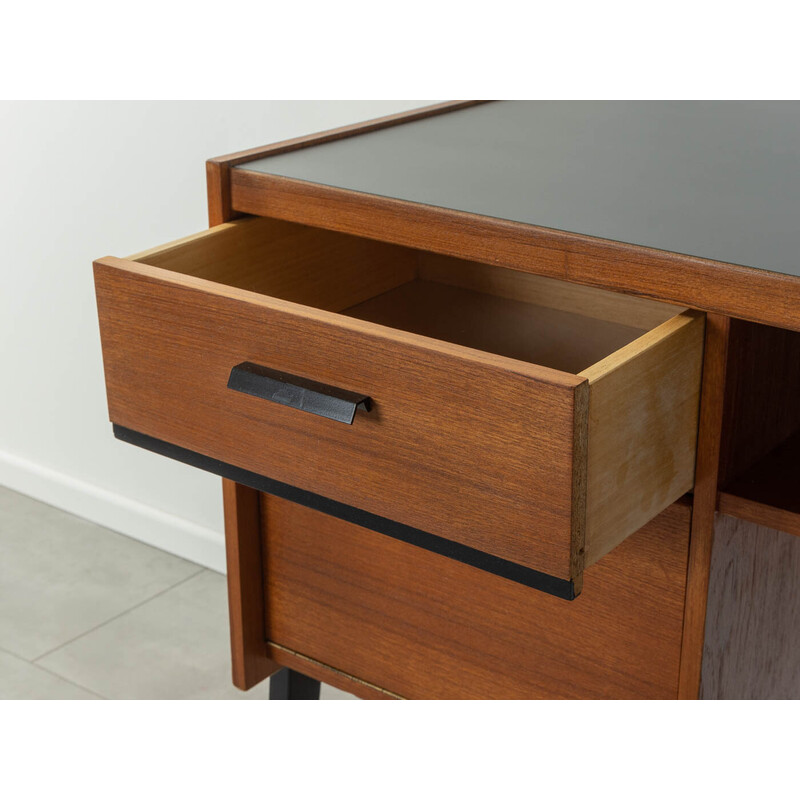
94,101,800,699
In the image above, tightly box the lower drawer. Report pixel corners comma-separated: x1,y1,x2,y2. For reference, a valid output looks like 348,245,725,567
261,495,691,699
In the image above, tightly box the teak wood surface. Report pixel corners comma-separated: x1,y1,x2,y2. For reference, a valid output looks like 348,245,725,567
92,101,800,699
718,321,800,488
93,251,587,581
677,314,730,699
222,479,278,689
229,170,800,334
96,213,703,585
262,497,691,699
579,310,703,564
713,320,800,536
240,103,800,281
700,514,800,699
214,104,798,699
216,102,800,333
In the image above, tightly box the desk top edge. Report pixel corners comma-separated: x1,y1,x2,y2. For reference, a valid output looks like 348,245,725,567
209,102,800,330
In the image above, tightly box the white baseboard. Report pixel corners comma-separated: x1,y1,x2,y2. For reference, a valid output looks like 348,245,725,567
0,449,226,573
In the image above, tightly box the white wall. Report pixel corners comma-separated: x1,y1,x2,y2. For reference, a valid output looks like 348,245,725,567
0,101,426,571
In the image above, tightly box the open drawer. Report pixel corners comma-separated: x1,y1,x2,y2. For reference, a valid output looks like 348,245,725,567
94,215,704,598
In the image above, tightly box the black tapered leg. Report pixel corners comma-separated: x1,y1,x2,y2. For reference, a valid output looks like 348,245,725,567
269,668,321,700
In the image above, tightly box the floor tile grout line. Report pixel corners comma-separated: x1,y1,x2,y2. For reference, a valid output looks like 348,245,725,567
0,643,31,661
0,645,107,699
29,662,108,700
32,567,208,664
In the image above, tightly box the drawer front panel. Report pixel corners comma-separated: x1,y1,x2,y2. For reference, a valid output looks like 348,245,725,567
94,259,587,581
262,495,691,699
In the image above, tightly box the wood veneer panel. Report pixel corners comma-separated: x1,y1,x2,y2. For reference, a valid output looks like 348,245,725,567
206,160,234,227
717,495,800,539
230,170,800,333
718,431,800,537
222,479,278,689
418,252,682,329
344,279,646,374
348,283,702,570
677,314,730,699
94,258,587,580
99,213,705,584
580,311,704,565
262,497,690,699
239,102,800,281
264,643,398,700
206,102,483,236
700,515,800,699
718,320,800,487
129,215,417,314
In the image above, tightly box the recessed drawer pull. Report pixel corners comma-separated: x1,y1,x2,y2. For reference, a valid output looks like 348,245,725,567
227,362,372,424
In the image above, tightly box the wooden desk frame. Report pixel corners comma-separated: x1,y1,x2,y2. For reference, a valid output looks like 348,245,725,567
202,103,799,699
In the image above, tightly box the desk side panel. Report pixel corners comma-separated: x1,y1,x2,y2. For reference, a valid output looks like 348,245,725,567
700,514,800,699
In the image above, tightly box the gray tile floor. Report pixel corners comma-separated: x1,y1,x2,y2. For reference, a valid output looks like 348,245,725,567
0,486,354,700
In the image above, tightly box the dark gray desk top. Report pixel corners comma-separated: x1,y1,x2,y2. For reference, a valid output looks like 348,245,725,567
238,101,800,278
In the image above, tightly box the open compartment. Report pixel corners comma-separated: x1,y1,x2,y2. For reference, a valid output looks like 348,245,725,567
717,320,800,536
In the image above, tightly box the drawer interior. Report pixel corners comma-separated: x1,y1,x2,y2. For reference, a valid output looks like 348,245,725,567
345,262,676,374
132,215,684,372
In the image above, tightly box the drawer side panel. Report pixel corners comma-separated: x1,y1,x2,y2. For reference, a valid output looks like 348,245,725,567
581,311,705,565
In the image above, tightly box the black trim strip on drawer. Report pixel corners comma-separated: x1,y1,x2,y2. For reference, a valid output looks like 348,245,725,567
112,425,577,601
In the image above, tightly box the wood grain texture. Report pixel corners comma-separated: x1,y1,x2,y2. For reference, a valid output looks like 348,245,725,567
209,156,269,693
93,257,587,580
239,102,800,282
261,496,691,699
677,314,731,699
344,279,648,374
718,320,800,487
717,494,800,540
700,514,800,699
222,479,278,689
230,169,800,333
206,103,485,235
718,430,800,537
264,643,398,700
97,213,705,581
418,252,683,329
580,311,705,565
129,215,417,313
348,282,702,569
206,160,235,227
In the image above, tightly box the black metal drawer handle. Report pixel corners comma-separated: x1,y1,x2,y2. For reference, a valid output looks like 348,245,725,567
227,362,371,425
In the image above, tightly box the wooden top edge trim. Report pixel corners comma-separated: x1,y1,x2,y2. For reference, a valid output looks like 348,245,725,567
578,310,702,384
207,101,488,168
93,255,584,391
232,170,788,284
230,169,800,332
